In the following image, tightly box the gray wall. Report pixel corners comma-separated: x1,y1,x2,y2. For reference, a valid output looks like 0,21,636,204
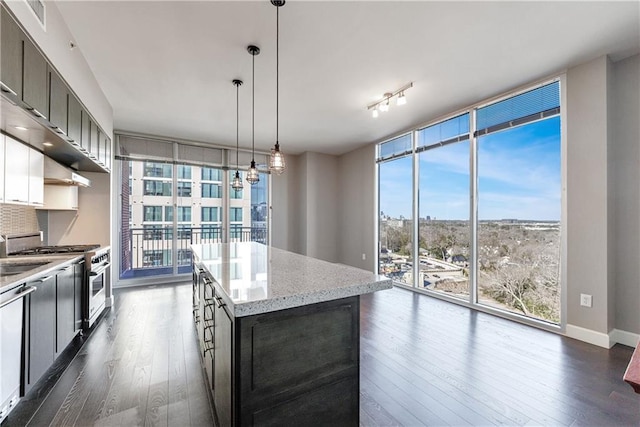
271,151,339,263
47,172,111,247
566,56,611,335
611,54,640,335
337,144,376,271
271,154,300,253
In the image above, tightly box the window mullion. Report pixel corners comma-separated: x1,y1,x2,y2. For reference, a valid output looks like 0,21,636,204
412,130,419,289
469,109,478,305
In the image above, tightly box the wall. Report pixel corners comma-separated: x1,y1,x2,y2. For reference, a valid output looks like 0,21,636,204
271,154,300,253
4,1,113,135
303,152,339,262
271,151,339,263
46,172,111,247
565,56,611,341
337,144,376,271
610,54,640,337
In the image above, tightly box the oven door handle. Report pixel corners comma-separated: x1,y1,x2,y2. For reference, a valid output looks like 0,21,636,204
90,262,111,276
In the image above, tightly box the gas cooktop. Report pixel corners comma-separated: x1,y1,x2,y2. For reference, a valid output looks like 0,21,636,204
11,244,101,256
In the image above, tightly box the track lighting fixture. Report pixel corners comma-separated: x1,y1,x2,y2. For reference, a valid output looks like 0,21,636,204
367,82,413,118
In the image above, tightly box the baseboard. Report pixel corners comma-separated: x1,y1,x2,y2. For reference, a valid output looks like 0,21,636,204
565,324,613,348
105,295,115,307
610,329,639,348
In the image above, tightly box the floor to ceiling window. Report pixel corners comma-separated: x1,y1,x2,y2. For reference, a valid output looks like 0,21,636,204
417,113,471,300
378,134,414,286
377,79,563,326
117,135,269,281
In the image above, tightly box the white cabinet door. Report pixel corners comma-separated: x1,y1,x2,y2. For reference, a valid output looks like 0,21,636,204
39,185,78,210
4,136,30,205
0,135,5,203
28,149,44,206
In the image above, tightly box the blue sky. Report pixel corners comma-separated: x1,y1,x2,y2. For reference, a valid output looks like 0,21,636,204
379,116,561,221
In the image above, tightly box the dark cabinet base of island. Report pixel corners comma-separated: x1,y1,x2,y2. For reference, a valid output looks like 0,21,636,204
193,277,360,426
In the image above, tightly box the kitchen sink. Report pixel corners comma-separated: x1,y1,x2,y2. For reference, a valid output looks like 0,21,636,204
0,262,50,277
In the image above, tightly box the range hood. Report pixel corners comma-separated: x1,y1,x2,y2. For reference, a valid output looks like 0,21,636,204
44,156,91,187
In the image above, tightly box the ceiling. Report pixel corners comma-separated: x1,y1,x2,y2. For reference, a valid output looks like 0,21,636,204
55,1,640,156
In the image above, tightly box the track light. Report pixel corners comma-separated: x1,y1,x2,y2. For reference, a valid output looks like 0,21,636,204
367,82,413,117
397,91,406,106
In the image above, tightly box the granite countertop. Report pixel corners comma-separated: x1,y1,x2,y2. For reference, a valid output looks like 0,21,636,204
0,254,84,293
191,242,392,317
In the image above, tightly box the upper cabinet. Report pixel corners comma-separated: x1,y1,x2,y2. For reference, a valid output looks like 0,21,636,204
22,38,48,119
0,135,5,203
4,135,44,206
67,94,82,144
0,6,23,98
49,68,69,136
0,5,111,174
29,148,44,206
4,135,30,204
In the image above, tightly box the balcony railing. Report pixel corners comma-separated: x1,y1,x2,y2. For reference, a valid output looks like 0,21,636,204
120,226,268,279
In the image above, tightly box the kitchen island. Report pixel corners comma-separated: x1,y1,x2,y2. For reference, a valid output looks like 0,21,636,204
191,242,392,427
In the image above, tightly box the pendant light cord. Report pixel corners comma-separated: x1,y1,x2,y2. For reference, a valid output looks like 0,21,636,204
276,6,279,145
252,49,255,160
236,82,240,169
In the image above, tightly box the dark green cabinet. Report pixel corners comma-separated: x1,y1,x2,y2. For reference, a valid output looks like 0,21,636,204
49,68,69,136
68,94,82,144
22,38,48,119
55,264,75,358
74,260,85,331
0,7,23,98
25,274,55,394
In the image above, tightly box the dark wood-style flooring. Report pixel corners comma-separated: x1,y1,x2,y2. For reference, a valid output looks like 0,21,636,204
3,283,639,426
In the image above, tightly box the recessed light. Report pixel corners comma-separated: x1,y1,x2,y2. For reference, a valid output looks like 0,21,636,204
43,142,53,147
13,126,28,131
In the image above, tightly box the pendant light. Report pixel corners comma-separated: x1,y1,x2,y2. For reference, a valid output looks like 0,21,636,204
246,45,260,185
231,79,244,192
268,0,286,175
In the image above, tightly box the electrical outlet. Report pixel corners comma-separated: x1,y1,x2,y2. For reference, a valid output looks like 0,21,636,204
362,253,366,260
580,293,592,308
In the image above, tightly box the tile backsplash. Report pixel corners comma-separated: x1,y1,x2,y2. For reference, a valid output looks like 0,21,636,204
0,204,40,236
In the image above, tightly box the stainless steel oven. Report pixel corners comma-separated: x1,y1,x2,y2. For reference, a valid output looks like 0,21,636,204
86,247,110,328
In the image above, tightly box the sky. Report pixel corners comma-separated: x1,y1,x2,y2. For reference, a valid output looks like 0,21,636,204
379,116,561,221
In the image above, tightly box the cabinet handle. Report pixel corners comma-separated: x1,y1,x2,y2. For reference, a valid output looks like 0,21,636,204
9,199,28,203
0,286,36,308
30,108,46,119
57,266,72,272
0,81,17,96
52,126,67,136
215,296,226,308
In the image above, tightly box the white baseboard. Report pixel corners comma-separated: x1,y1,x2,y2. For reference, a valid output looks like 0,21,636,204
565,324,613,348
610,329,639,348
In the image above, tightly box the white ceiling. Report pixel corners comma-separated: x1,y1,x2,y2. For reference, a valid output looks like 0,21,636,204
55,1,640,156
